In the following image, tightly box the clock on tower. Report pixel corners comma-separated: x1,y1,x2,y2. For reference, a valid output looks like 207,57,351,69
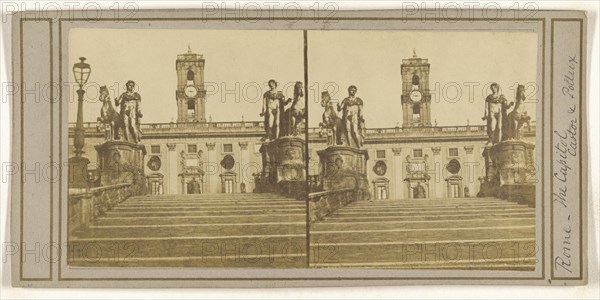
176,45,206,122
401,49,432,128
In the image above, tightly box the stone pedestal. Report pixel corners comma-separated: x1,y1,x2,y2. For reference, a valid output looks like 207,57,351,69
68,156,90,189
95,141,147,193
317,145,370,200
478,140,535,207
256,136,306,197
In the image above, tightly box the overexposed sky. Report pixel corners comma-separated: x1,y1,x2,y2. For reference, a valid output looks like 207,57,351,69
68,29,304,123
68,29,538,128
307,30,538,128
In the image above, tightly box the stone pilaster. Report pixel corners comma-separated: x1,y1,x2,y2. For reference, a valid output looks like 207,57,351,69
206,142,217,193
166,143,177,194
431,146,443,198
464,145,475,197
239,142,249,191
392,147,403,198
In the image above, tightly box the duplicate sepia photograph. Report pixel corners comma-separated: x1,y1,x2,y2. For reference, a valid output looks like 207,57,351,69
67,29,308,268
307,31,540,270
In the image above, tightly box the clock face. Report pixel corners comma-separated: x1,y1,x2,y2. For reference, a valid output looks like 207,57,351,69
410,90,422,102
185,85,197,98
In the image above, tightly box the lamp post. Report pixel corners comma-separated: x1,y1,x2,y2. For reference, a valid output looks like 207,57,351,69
69,57,91,189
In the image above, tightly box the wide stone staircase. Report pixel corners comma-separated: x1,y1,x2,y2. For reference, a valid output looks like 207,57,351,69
309,197,537,270
69,193,307,268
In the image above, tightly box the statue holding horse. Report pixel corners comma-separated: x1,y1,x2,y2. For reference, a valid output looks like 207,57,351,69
97,81,143,144
506,84,531,140
96,86,123,140
319,90,343,146
281,81,306,137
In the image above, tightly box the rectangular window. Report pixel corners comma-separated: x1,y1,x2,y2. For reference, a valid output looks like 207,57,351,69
188,144,197,153
376,150,386,159
413,149,423,158
223,143,233,153
449,148,459,157
151,145,161,154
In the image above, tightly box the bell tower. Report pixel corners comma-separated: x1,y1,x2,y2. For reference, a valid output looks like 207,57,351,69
176,45,206,122
401,49,432,127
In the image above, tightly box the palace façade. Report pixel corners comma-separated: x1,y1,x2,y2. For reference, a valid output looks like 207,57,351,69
68,48,536,199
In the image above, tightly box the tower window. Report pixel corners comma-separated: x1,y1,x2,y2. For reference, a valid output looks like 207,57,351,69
412,104,421,123
187,100,196,119
223,144,233,153
412,74,420,86
413,104,421,114
376,150,386,159
187,69,195,82
188,99,195,110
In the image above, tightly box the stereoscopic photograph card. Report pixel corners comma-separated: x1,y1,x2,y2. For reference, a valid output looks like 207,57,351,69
7,7,590,288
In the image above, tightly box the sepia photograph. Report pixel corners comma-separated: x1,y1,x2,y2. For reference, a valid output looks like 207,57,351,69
66,29,308,268
307,30,539,269
7,4,592,290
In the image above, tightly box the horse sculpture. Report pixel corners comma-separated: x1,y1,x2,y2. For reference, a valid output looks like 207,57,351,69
96,86,123,140
285,81,305,136
319,91,343,146
507,84,531,140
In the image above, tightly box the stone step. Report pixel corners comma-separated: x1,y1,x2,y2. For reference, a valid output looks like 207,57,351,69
354,198,505,204
69,255,307,268
67,236,307,263
309,239,537,264
310,257,536,270
103,208,305,217
125,198,300,203
119,200,304,206
346,202,524,209
127,194,288,201
95,215,306,226
332,208,533,217
68,192,306,268
342,205,535,213
323,212,535,222
311,217,535,231
324,212,535,224
311,226,535,244
73,223,306,239
113,203,306,212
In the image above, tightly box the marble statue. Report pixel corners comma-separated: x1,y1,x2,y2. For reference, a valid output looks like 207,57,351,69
115,80,143,143
482,83,510,145
507,84,532,140
260,79,285,141
319,90,343,146
337,85,365,148
96,86,122,140
284,81,305,136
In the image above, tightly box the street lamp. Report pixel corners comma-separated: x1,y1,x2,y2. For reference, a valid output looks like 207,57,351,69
69,57,91,189
73,57,90,157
